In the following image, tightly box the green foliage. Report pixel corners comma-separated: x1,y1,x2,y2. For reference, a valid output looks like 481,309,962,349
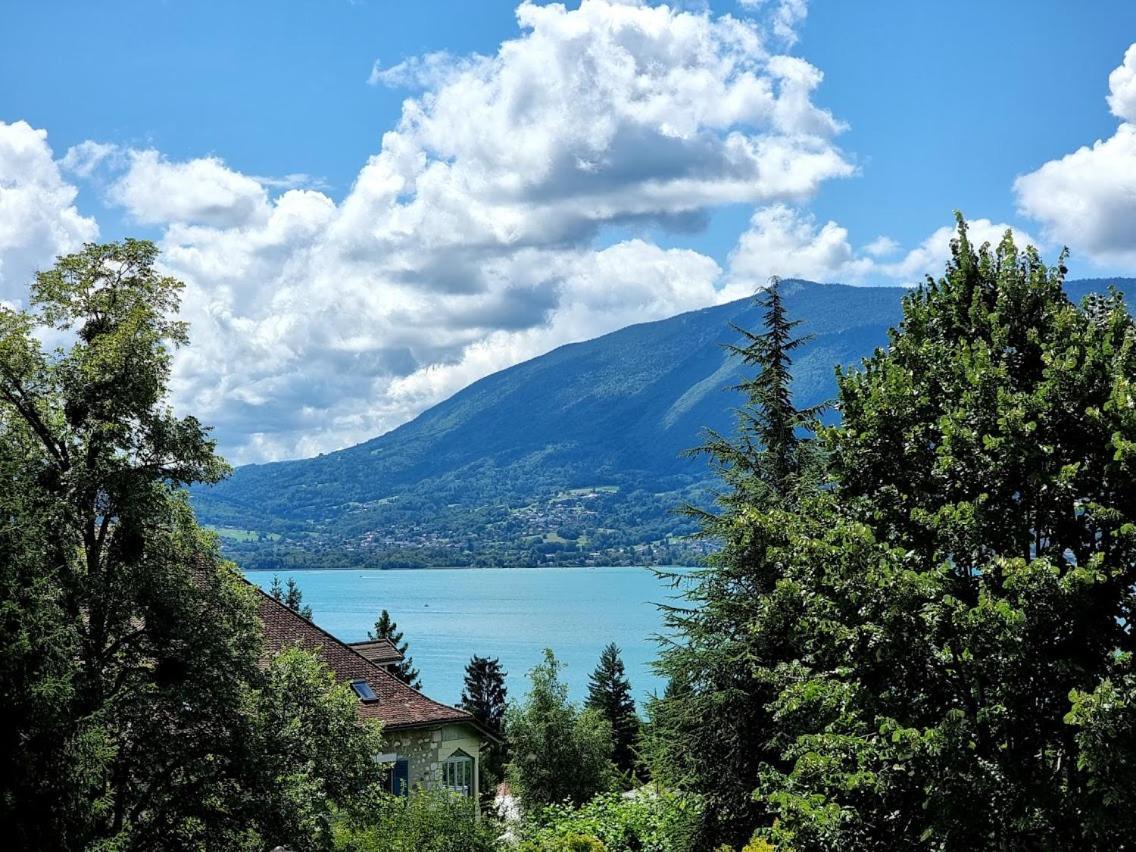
507,649,618,810
370,609,421,689
0,242,388,850
650,278,823,847
518,789,702,852
1064,671,1136,840
333,788,498,852
520,833,607,852
763,219,1136,849
250,647,385,850
462,655,509,794
657,218,1136,849
586,643,641,779
0,239,258,848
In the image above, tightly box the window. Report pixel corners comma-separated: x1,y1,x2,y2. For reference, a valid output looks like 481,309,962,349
375,754,409,796
442,750,474,797
350,679,377,702
387,757,409,796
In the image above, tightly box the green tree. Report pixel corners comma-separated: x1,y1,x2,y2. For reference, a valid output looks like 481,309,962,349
0,241,386,850
369,609,421,689
649,276,822,846
517,789,702,852
507,649,617,811
759,220,1136,849
660,218,1136,849
461,655,509,793
270,573,313,619
0,240,259,848
692,275,824,509
251,647,384,850
585,643,640,779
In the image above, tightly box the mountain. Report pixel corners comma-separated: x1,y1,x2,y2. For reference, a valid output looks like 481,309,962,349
194,277,1132,569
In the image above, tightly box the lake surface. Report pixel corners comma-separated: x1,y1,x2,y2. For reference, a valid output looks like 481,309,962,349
246,566,692,706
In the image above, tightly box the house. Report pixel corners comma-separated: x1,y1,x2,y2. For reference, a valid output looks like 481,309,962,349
255,586,489,798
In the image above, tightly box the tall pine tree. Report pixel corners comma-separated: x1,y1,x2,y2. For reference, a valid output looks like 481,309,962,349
369,609,421,689
269,575,313,619
461,655,508,794
693,275,824,509
586,643,640,779
649,277,823,846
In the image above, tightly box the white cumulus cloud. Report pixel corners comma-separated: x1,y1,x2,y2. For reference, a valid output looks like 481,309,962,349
110,149,271,228
1108,44,1136,123
0,121,98,303
1014,44,1136,267
1,1,873,464
721,205,1037,299
739,0,809,48
725,204,874,294
100,0,853,463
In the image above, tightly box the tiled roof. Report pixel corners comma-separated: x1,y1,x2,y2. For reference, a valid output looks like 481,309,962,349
347,638,404,666
255,587,473,731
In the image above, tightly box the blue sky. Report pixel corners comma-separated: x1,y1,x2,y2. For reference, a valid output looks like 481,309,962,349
6,0,1135,261
3,0,1136,461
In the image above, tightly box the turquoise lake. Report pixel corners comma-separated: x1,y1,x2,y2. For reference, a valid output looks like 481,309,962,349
246,566,692,706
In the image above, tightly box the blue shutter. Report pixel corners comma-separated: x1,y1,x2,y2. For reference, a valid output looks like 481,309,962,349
390,757,410,796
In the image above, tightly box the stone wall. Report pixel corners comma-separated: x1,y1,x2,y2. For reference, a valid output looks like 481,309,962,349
385,722,481,796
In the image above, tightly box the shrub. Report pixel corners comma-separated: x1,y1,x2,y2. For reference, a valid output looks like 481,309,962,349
333,789,499,852
519,788,702,852
520,833,608,852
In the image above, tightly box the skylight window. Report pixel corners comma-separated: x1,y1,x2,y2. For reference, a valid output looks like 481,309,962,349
351,679,378,702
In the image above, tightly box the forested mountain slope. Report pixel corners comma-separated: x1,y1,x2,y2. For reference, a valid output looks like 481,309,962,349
195,277,1129,568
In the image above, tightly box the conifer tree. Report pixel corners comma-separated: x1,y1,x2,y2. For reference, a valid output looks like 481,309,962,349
693,275,824,510
370,609,421,689
461,655,509,792
461,655,507,738
650,276,823,846
586,642,640,778
269,575,313,619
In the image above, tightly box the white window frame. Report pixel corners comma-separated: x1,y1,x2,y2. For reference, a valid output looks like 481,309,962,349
442,751,474,797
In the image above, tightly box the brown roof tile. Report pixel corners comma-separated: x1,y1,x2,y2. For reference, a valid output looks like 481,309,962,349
347,638,404,666
255,587,472,731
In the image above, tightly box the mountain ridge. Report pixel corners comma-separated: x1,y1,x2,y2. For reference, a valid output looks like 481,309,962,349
195,277,1133,568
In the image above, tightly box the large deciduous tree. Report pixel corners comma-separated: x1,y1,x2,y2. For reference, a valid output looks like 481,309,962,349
507,649,617,810
762,221,1136,849
656,218,1136,849
0,241,383,850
